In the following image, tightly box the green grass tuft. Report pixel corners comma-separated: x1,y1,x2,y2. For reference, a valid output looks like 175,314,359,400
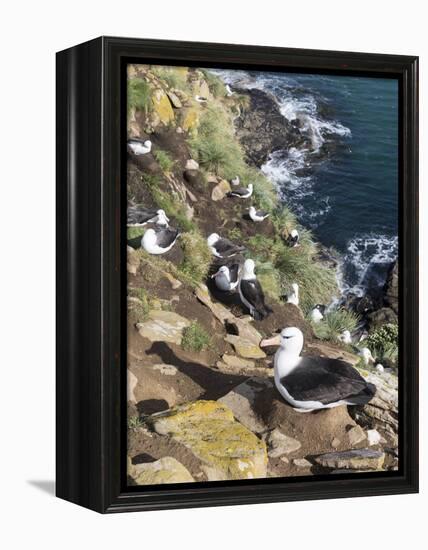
128,78,152,115
154,149,175,172
366,323,398,366
178,230,212,286
312,308,360,342
181,321,211,352
151,66,189,92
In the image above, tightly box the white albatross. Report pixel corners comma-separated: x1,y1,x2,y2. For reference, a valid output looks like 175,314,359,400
207,233,245,258
248,206,270,222
231,175,240,186
211,264,240,291
358,347,375,365
338,329,353,345
141,227,180,255
260,327,376,412
227,183,253,199
309,304,326,323
194,95,208,103
127,138,152,155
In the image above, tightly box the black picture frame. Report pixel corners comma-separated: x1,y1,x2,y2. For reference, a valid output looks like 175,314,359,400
56,36,419,513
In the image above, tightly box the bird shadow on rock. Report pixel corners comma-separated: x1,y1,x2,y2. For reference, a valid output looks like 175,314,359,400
145,341,248,400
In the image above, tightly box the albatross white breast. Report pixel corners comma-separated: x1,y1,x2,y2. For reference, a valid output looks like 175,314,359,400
248,206,270,222
260,327,376,412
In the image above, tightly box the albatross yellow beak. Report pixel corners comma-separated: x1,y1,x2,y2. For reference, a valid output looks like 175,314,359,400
260,334,281,347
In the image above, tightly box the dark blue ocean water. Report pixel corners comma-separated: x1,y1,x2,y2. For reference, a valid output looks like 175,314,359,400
215,69,399,297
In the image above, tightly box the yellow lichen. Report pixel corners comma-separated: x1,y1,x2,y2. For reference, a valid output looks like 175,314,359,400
151,89,175,124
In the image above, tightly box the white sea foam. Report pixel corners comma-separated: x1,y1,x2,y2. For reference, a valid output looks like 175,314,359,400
338,234,398,297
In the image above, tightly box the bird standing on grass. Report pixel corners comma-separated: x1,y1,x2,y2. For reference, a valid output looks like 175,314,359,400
260,327,376,412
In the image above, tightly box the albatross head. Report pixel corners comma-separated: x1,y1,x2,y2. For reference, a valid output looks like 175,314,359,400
260,326,304,356
249,206,256,215
291,229,299,238
211,265,229,279
144,140,152,149
291,283,299,295
247,183,254,192
242,258,256,279
207,233,220,246
156,209,169,225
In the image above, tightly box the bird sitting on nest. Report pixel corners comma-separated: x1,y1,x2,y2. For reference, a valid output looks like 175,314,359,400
260,326,376,412
248,206,270,222
141,227,180,255
207,233,245,258
194,95,208,103
127,207,169,227
227,183,253,199
238,259,271,320
309,304,326,323
211,263,240,292
286,229,300,247
127,138,152,155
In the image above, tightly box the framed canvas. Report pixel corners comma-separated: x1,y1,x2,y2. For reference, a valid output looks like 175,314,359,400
56,36,419,513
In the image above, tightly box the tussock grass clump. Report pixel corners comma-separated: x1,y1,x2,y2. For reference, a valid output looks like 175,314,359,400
142,174,195,232
366,323,398,366
128,78,152,115
312,308,360,342
181,321,211,352
178,230,212,285
154,149,175,172
200,69,227,98
127,287,150,323
151,66,189,92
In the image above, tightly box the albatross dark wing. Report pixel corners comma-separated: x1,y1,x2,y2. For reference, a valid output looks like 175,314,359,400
228,263,240,283
282,357,376,405
227,187,248,197
215,238,245,257
155,228,180,248
127,206,157,225
240,279,270,320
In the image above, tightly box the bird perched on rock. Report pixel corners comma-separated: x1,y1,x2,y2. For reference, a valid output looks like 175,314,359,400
127,138,152,155
309,304,326,323
248,206,270,222
227,183,253,199
207,233,245,258
286,229,300,247
260,326,376,412
238,259,271,320
194,95,208,103
141,227,180,255
211,264,240,291
127,207,169,227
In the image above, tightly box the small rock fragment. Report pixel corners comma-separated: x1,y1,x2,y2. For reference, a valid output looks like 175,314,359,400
267,428,302,458
347,425,367,446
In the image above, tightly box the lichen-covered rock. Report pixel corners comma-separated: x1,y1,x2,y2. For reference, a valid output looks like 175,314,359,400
167,91,182,108
211,179,231,201
181,107,199,132
150,400,267,480
136,310,190,344
315,449,385,471
224,334,266,359
152,89,175,124
130,457,194,485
